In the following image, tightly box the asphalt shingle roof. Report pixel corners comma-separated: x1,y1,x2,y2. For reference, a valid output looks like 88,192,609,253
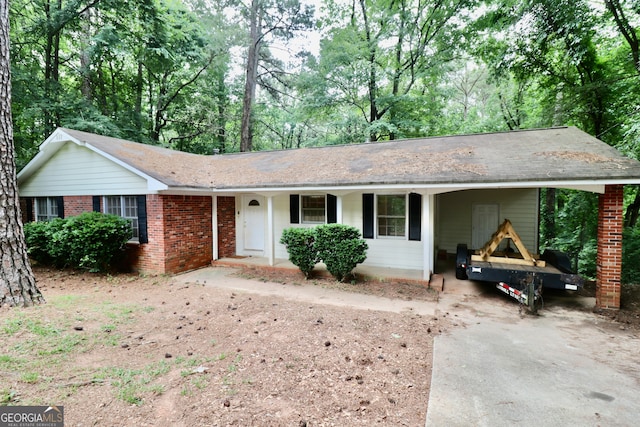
61,126,640,190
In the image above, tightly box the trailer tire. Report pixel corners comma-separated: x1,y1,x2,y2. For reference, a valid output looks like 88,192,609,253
455,244,469,280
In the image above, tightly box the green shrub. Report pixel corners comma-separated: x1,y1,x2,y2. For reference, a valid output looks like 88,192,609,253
315,224,368,282
24,220,56,265
280,227,317,278
24,212,132,272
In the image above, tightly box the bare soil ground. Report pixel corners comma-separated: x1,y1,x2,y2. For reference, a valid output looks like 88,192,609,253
0,266,445,426
581,279,640,330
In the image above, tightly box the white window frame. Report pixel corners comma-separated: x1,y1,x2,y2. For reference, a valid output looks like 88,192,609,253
103,196,139,241
35,197,58,222
376,194,407,239
301,195,326,224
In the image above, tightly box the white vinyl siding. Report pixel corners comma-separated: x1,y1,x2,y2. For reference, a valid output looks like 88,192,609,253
274,192,424,270
19,143,148,196
437,188,539,254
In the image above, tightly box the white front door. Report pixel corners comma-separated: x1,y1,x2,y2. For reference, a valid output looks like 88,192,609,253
243,196,265,252
472,203,499,249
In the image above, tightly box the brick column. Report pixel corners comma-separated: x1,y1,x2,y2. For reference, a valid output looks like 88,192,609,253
596,185,624,310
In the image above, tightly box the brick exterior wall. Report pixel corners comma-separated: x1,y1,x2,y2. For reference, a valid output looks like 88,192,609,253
134,195,214,274
64,196,94,216
596,185,624,310
217,196,236,258
131,194,166,273
21,194,217,275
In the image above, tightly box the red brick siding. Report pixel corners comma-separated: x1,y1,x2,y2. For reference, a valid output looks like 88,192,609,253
596,185,624,309
64,196,94,216
217,196,236,258
132,194,166,273
134,195,213,274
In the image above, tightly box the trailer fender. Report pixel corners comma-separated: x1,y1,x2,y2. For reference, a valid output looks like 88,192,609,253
541,249,574,274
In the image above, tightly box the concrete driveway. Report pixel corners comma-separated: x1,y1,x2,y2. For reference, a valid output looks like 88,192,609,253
427,285,640,427
175,266,640,427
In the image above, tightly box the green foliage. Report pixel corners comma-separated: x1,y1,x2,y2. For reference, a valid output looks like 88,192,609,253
279,227,317,278
24,212,132,272
543,190,599,276
577,239,597,280
23,220,55,265
280,224,368,282
314,224,368,282
623,227,640,285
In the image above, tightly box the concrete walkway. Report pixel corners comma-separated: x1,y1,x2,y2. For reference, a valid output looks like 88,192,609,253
174,266,438,316
175,266,640,427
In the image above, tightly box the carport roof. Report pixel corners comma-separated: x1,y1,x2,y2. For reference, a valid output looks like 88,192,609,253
21,126,640,191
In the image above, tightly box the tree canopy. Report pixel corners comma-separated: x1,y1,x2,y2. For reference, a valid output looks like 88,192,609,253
8,0,640,280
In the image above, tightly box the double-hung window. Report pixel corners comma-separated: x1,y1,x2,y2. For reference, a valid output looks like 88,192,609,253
35,197,59,222
104,196,139,240
301,195,326,224
363,193,420,241
377,194,406,238
290,194,337,225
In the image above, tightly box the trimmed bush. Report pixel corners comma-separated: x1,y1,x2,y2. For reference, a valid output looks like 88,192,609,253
315,224,368,282
280,227,317,278
24,219,57,265
24,212,132,272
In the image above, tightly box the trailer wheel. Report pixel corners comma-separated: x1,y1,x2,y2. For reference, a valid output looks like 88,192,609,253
455,244,469,280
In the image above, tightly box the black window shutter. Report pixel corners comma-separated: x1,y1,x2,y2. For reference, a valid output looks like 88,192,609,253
290,194,300,224
137,195,148,244
409,193,422,241
92,196,101,212
362,193,374,239
56,196,65,218
26,198,33,222
327,194,337,223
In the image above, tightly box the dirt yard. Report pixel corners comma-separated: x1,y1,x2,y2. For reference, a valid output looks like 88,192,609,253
2,265,639,426
0,266,445,426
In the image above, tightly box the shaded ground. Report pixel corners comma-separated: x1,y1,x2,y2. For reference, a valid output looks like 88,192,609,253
0,267,444,426
2,265,639,426
579,279,640,330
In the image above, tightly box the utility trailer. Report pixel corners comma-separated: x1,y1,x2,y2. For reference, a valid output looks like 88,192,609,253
455,219,584,312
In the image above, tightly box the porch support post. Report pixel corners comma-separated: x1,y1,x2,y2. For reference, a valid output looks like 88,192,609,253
336,195,343,223
267,195,275,266
596,184,624,310
422,194,435,281
212,195,218,260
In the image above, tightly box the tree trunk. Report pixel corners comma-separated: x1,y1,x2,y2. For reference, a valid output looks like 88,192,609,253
359,0,378,142
240,0,261,152
134,61,144,136
0,0,44,307
80,7,93,101
625,186,640,228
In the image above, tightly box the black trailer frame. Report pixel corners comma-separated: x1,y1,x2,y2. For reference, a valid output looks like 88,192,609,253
456,244,584,312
